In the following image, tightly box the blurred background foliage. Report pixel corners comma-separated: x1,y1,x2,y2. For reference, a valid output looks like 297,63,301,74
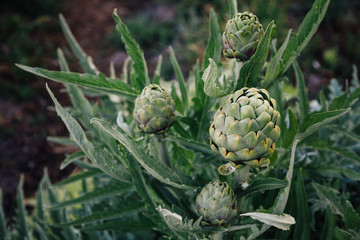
0,0,359,218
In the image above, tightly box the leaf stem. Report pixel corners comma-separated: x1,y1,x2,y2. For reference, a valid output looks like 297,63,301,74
156,135,173,168
211,232,223,240
234,165,250,190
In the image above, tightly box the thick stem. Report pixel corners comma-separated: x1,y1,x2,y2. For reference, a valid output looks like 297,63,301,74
156,135,173,168
211,232,223,240
234,165,250,190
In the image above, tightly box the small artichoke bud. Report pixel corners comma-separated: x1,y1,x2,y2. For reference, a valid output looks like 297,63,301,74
133,84,175,134
209,87,281,167
222,12,264,61
196,180,238,226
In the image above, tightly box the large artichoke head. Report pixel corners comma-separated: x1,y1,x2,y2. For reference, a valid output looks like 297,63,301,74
209,87,281,167
222,12,264,61
133,84,175,134
196,180,237,226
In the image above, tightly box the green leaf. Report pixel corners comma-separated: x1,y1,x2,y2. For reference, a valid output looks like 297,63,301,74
153,55,162,85
113,9,149,89
293,169,311,240
167,135,216,156
249,140,299,240
0,190,7,240
54,168,103,186
282,109,299,148
293,61,309,123
228,0,238,18
306,141,360,164
203,9,221,69
90,118,198,190
312,182,344,217
50,182,132,210
60,151,85,170
203,59,239,98
237,21,275,89
47,136,77,147
334,227,352,240
46,84,132,183
263,29,292,87
58,202,145,226
171,82,184,114
79,216,156,231
298,108,350,141
282,0,331,73
57,48,70,72
16,64,137,99
326,126,360,142
319,167,360,181
236,177,287,197
320,206,335,240
14,175,30,240
59,14,99,75
169,46,188,113
343,201,360,230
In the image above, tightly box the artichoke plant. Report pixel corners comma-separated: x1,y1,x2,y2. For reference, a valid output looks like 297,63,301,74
209,87,281,167
222,11,264,61
196,180,238,226
133,84,176,134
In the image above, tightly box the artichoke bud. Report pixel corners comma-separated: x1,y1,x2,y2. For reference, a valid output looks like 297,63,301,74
196,180,237,226
209,87,281,168
133,84,176,134
222,12,264,61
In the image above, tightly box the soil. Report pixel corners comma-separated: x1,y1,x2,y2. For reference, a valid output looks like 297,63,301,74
0,0,159,217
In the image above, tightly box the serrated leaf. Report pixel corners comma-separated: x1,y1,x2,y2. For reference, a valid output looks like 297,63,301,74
113,9,149,89
16,64,137,99
282,0,331,73
157,206,201,233
334,227,352,240
46,84,132,183
49,182,132,210
326,126,360,142
240,212,295,230
293,169,311,240
54,168,103,186
343,201,360,230
311,182,344,217
203,59,239,98
320,206,334,240
306,141,360,164
203,9,221,69
319,167,360,181
169,46,188,113
58,202,145,226
59,14,99,75
298,108,350,141
90,118,198,190
293,61,309,123
236,177,287,197
237,21,275,89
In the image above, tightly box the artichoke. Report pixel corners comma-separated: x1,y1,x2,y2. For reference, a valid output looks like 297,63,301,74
133,84,175,134
196,180,237,226
222,12,264,61
209,87,281,167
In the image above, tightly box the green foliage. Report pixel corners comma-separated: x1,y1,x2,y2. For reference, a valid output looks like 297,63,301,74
3,0,360,239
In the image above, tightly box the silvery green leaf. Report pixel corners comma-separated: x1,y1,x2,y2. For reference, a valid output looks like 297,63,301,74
203,59,240,98
240,212,295,230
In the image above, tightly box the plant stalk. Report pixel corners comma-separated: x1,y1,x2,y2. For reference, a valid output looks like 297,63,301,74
234,165,250,190
211,232,223,240
156,135,173,168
